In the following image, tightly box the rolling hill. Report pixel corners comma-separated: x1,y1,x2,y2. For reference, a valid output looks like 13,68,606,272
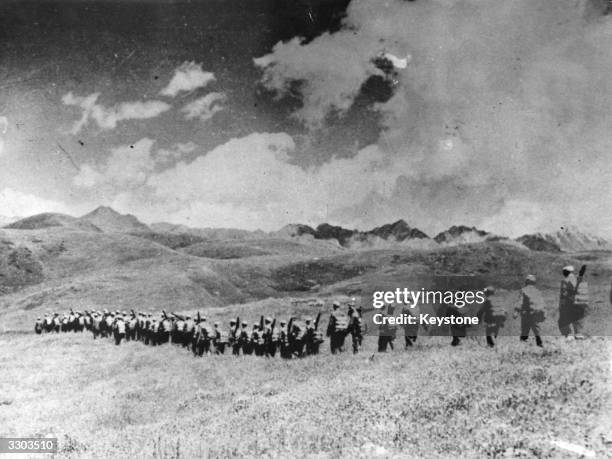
4,212,101,232
79,206,150,233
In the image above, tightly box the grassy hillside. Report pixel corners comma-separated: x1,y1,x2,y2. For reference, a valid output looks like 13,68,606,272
1,227,611,457
0,332,609,458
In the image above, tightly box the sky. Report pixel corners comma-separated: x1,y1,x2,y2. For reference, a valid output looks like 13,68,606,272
0,0,611,237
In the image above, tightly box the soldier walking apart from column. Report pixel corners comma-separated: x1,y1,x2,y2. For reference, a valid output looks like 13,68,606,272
515,274,545,347
477,286,507,347
348,302,363,354
559,265,589,340
378,304,396,352
401,302,420,349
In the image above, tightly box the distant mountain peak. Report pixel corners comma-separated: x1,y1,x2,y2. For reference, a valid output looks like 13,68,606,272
517,227,612,252
434,225,493,244
84,206,122,217
79,206,149,233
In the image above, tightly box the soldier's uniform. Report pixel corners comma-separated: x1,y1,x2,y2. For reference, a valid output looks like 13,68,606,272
289,322,306,357
401,305,419,348
518,275,545,347
34,317,43,334
279,320,292,359
240,322,252,355
348,305,363,354
559,266,588,339
213,322,228,354
477,287,506,347
263,317,277,357
252,325,265,356
114,316,126,345
327,302,348,354
184,316,195,350
304,317,323,356
229,320,241,355
377,307,396,352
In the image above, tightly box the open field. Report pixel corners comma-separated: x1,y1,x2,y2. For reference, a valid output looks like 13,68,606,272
0,331,610,458
1,222,612,457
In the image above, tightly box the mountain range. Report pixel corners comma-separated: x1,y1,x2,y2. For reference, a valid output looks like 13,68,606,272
1,206,611,253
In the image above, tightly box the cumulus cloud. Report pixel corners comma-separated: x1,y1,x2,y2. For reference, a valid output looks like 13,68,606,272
73,138,157,189
181,92,225,122
94,132,400,230
73,138,203,191
0,188,69,218
62,92,171,134
252,0,612,236
254,35,387,129
160,62,215,97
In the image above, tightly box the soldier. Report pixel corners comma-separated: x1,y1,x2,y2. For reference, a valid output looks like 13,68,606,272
476,286,507,347
378,305,396,352
327,302,348,354
401,303,419,349
515,274,545,347
252,324,265,356
43,313,53,333
34,316,43,334
348,303,364,354
559,265,588,340
304,316,323,356
143,313,152,344
279,319,292,359
184,315,196,350
83,311,92,332
289,320,306,357
126,312,138,341
113,314,126,345
53,312,61,333
229,319,241,355
104,312,114,338
239,322,252,355
194,316,213,356
170,314,183,345
263,317,277,357
213,322,228,354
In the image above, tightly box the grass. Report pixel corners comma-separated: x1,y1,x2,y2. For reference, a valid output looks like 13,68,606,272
0,330,610,458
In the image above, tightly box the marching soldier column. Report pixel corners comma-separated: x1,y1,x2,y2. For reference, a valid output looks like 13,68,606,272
34,263,597,355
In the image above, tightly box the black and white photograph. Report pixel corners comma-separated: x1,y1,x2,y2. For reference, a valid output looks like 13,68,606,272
1,0,611,457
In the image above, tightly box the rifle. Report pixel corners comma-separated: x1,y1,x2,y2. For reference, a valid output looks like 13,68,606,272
197,311,201,323
162,310,168,320
130,309,136,317
234,317,240,334
259,315,264,331
314,312,321,331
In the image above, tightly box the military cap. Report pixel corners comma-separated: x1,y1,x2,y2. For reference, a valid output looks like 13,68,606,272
214,322,219,326
280,319,287,324
525,274,536,283
332,301,340,308
241,321,248,326
229,319,236,324
562,265,575,272
265,317,272,323
305,317,312,322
